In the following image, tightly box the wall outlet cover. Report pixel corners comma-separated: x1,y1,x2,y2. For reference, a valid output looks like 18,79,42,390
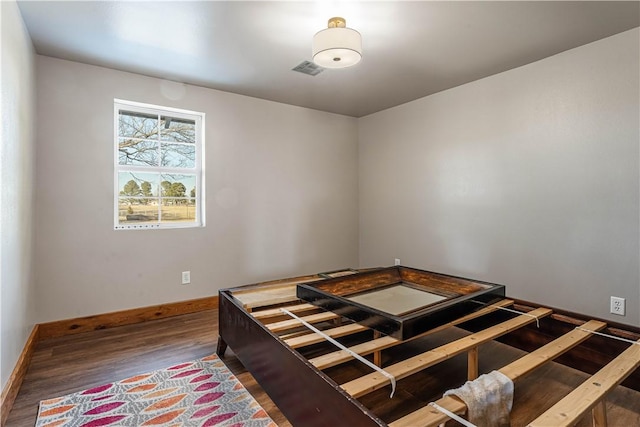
610,296,625,316
182,271,191,285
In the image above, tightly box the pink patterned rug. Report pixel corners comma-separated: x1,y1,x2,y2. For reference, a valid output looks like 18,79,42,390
36,354,277,427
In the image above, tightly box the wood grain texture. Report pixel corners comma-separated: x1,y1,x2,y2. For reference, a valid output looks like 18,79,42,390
592,401,607,427
38,296,218,340
498,319,607,381
266,311,340,333
399,267,490,295
310,268,402,296
298,266,506,341
1,325,39,427
310,300,515,370
389,319,608,427
251,303,317,321
6,308,640,427
389,395,467,427
219,292,386,427
340,307,552,398
528,339,640,427
284,323,369,349
5,310,290,427
468,347,479,380
224,274,639,427
459,300,640,391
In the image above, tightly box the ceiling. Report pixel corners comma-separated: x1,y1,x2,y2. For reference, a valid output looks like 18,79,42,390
17,1,640,117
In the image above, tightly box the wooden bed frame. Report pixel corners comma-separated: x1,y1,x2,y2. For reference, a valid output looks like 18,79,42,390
217,267,640,427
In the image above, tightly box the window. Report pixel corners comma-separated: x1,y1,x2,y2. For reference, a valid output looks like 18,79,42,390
114,99,204,230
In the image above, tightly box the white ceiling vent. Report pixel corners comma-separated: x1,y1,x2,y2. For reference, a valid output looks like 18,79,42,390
292,61,324,76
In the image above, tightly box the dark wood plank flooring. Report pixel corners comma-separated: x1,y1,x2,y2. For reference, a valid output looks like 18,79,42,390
6,310,290,427
6,309,640,426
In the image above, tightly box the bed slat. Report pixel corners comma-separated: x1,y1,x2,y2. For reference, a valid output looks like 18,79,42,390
311,299,515,370
285,323,369,348
528,338,640,427
232,286,298,310
389,319,607,427
499,320,607,379
267,311,340,333
251,303,317,321
342,307,552,398
230,276,328,310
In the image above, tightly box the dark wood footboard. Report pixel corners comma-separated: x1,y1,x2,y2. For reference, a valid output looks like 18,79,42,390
218,288,385,427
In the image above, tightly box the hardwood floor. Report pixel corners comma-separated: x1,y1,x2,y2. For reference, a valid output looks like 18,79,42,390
6,309,640,426
5,310,291,427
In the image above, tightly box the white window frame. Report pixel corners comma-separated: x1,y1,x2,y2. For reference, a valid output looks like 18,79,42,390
114,99,205,230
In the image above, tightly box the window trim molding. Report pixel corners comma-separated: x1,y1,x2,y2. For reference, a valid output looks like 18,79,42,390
113,98,206,230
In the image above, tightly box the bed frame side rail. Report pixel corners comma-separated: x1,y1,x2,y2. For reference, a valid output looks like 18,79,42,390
218,290,386,427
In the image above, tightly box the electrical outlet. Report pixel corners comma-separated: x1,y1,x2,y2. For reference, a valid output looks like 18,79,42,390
182,271,191,285
610,296,625,316
394,258,401,266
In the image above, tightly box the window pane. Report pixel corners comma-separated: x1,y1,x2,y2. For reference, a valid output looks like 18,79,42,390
118,172,159,201
118,199,159,223
118,139,158,166
160,199,196,222
119,110,158,139
159,174,196,200
160,143,196,168
160,116,195,143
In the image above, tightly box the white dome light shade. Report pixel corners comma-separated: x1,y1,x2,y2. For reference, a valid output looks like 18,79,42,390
312,18,362,69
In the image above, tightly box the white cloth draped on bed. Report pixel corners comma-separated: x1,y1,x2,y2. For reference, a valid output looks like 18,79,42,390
443,370,514,427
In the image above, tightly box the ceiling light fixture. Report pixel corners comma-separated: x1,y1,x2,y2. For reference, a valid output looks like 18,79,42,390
312,17,362,69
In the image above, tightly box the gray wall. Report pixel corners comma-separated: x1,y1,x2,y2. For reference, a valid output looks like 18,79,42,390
358,29,640,326
1,0,36,389
34,57,359,322
5,20,638,392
